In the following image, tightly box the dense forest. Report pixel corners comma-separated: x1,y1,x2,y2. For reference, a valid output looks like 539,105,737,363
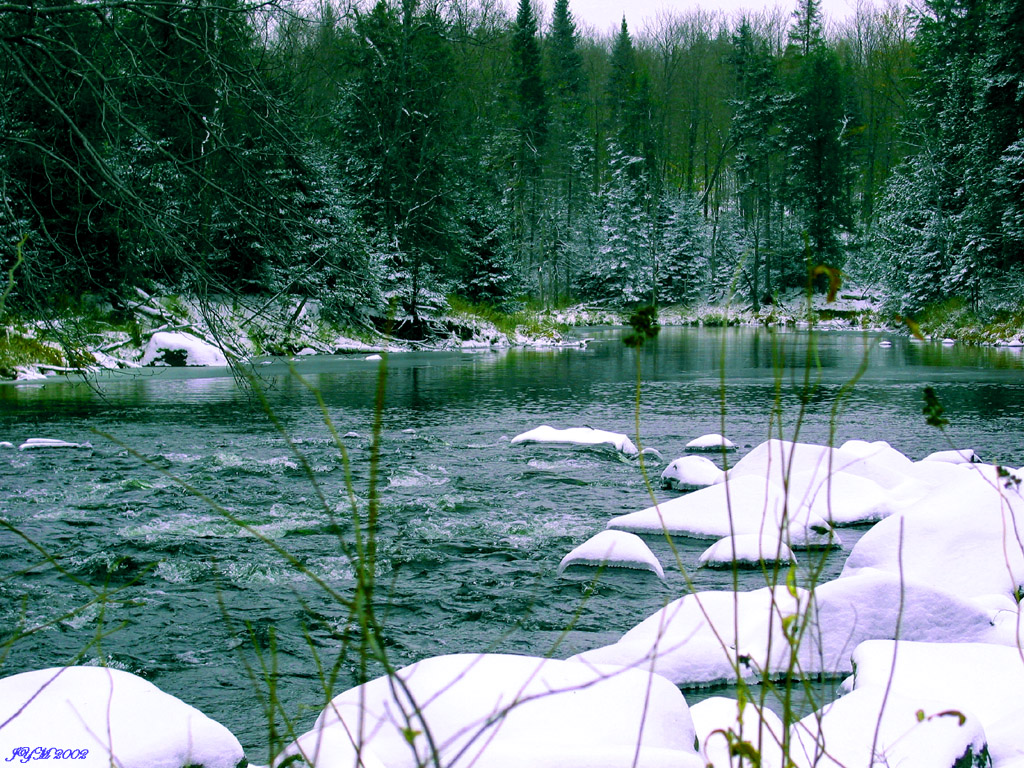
1,0,1022,337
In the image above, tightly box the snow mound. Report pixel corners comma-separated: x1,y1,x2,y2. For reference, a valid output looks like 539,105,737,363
685,433,736,452
698,534,796,568
690,697,785,768
274,653,703,768
571,569,996,686
848,640,1024,767
558,530,665,578
0,666,244,768
921,447,980,464
140,332,228,367
729,439,913,491
510,425,639,456
842,465,1024,601
606,475,839,549
660,455,724,491
789,686,988,768
18,438,91,451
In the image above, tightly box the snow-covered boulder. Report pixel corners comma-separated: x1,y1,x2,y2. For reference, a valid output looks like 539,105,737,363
0,666,244,768
572,569,997,687
660,455,724,491
698,534,796,568
690,697,784,768
572,586,806,687
685,434,736,452
17,438,91,450
789,686,988,768
842,465,1024,602
273,654,704,768
510,425,639,456
729,439,913,492
606,475,839,549
921,448,980,464
558,530,665,578
140,332,228,367
848,640,1024,768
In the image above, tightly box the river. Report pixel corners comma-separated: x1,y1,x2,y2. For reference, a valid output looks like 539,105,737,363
2,326,1023,758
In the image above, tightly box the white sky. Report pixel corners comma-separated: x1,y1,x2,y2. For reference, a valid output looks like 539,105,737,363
520,0,867,36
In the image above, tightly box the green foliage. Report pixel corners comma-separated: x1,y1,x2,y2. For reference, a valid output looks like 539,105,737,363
622,304,659,347
922,386,949,428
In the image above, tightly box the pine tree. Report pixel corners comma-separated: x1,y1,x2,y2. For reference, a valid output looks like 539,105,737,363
730,19,782,308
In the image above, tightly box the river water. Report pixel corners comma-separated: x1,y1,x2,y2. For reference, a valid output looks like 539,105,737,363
2,326,1023,758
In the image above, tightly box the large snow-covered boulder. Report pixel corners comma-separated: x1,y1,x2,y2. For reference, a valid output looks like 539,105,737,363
571,569,998,687
273,654,704,768
607,475,839,549
842,464,1024,602
141,332,229,367
0,666,244,768
510,425,639,456
558,530,665,578
848,640,1024,768
729,439,913,492
660,455,724,491
789,686,989,768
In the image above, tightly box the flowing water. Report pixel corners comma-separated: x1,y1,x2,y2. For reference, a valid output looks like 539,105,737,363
2,326,1024,757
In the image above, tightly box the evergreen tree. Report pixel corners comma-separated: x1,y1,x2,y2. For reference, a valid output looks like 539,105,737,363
338,0,459,331
780,0,852,282
730,19,782,308
543,0,593,303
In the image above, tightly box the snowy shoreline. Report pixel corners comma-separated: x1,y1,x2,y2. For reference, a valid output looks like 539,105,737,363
5,285,1024,383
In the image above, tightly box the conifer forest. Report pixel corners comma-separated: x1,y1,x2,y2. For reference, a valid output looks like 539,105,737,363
2,0,1022,335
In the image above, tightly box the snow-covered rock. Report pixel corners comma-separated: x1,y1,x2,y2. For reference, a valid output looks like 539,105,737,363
728,439,912,492
18,438,91,450
558,530,665,578
847,640,1024,767
0,666,244,768
842,465,1024,602
698,534,796,568
789,686,988,768
606,475,839,549
140,332,228,367
685,434,736,452
690,697,784,768
274,654,704,768
510,425,639,456
571,569,997,687
921,447,980,464
660,455,724,491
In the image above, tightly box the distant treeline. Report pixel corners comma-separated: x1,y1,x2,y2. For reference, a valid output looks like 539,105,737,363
1,0,1021,332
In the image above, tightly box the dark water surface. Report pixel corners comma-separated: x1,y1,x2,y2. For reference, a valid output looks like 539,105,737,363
2,327,1023,757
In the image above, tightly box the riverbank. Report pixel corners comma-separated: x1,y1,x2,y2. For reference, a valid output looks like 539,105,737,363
4,285,1024,381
